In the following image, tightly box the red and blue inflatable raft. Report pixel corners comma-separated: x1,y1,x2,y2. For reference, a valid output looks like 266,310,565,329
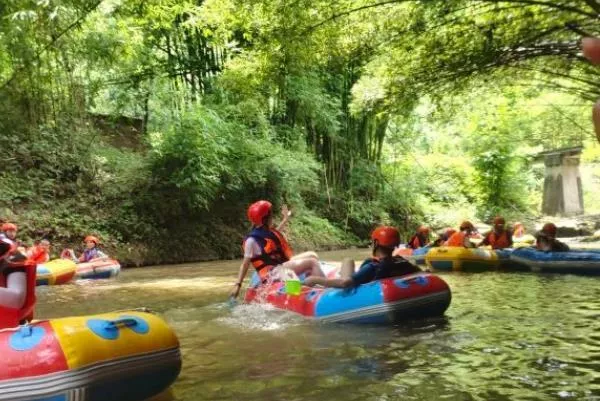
245,267,451,324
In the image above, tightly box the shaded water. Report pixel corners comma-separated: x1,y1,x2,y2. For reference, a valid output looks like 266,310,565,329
36,249,600,401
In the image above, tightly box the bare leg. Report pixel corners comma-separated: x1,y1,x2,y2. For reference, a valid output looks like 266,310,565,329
291,251,319,261
0,272,26,309
282,257,325,278
340,258,355,279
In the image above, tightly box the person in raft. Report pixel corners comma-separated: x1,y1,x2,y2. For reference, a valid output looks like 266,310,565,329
535,223,570,252
27,239,51,264
0,226,36,329
61,235,108,263
513,222,525,238
432,227,456,247
445,221,477,248
230,200,325,298
1,222,27,254
407,225,431,249
478,216,513,249
303,226,421,289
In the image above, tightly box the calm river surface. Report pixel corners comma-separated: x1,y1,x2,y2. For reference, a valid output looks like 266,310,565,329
35,249,600,401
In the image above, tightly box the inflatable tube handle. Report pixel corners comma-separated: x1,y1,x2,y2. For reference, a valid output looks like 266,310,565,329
105,318,139,331
87,315,150,340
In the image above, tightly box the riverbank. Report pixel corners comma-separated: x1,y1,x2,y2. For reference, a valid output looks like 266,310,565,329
32,216,362,268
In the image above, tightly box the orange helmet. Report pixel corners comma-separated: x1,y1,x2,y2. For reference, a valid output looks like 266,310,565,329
418,225,430,235
459,221,474,231
84,235,99,245
493,216,505,226
1,223,17,232
541,223,557,238
247,200,272,226
371,226,401,248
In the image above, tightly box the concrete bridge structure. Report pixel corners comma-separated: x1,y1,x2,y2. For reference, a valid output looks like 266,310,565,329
537,146,584,216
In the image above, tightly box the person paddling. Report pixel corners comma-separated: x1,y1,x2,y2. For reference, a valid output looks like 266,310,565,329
230,201,325,299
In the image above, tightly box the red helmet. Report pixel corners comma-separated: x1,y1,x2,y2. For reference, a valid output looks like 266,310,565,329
1,223,17,232
84,235,99,245
493,216,505,226
371,226,400,248
418,225,430,235
542,223,557,238
247,200,272,226
459,221,474,231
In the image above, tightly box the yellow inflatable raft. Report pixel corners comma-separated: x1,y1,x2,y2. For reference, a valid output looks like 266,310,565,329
513,234,536,249
425,247,500,272
36,259,77,286
0,310,181,401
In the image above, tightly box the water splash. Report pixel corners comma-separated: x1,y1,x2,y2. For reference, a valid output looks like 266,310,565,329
216,302,303,331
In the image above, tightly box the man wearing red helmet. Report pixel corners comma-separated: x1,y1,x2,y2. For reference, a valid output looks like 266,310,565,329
230,200,325,298
535,223,569,252
304,226,420,289
445,221,477,248
407,225,431,249
479,216,513,249
0,223,36,328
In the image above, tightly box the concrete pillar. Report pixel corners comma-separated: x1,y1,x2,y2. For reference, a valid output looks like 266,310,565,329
540,147,584,216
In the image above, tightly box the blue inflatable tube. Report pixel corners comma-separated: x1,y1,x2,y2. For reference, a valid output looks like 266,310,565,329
510,247,600,275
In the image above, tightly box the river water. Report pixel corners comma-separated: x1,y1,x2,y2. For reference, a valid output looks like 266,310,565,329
35,249,600,401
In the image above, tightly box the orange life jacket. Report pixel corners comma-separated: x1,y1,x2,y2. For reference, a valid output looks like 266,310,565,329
445,231,468,247
243,227,293,281
485,231,512,249
0,241,36,329
27,245,50,264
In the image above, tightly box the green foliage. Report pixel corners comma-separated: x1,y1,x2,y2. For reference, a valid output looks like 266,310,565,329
471,141,529,221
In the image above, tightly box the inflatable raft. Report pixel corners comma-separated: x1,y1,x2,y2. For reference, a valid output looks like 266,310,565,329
393,247,430,267
513,234,536,249
36,259,77,286
510,247,600,275
76,259,121,280
245,272,451,324
0,310,181,401
425,247,500,272
409,246,431,266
